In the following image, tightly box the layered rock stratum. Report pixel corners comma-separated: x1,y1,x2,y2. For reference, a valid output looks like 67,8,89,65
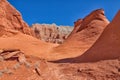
31,23,73,44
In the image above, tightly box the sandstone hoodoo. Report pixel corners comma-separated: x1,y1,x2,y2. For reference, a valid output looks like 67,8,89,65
51,9,109,60
32,23,73,44
0,0,35,37
54,10,120,63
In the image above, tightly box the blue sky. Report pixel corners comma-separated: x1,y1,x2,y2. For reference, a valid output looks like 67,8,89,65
8,0,120,26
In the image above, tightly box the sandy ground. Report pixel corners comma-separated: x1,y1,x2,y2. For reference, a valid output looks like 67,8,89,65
0,56,120,80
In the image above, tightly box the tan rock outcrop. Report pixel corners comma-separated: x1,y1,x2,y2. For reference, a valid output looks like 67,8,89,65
0,49,26,63
32,23,73,44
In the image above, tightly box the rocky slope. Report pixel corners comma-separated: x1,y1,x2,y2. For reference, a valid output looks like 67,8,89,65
0,0,35,37
49,9,109,60
54,10,120,63
0,51,120,80
31,23,73,44
0,0,57,59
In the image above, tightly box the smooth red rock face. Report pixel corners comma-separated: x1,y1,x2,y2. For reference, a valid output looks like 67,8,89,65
32,24,73,44
66,9,109,44
50,9,109,60
0,0,35,37
71,10,120,63
54,10,120,63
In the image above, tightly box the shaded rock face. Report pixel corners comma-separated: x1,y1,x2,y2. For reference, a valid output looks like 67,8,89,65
32,23,73,44
0,0,35,37
50,9,109,60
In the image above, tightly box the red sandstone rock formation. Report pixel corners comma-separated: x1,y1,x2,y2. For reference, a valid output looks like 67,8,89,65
0,1,119,79
70,10,120,63
32,23,73,44
0,0,57,60
50,9,109,60
0,0,35,37
53,10,120,63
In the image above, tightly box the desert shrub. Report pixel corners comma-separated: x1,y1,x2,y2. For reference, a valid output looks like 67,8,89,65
0,56,4,62
6,69,13,75
34,61,41,76
24,61,31,68
0,68,13,77
34,61,40,68
13,63,20,70
0,68,8,73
